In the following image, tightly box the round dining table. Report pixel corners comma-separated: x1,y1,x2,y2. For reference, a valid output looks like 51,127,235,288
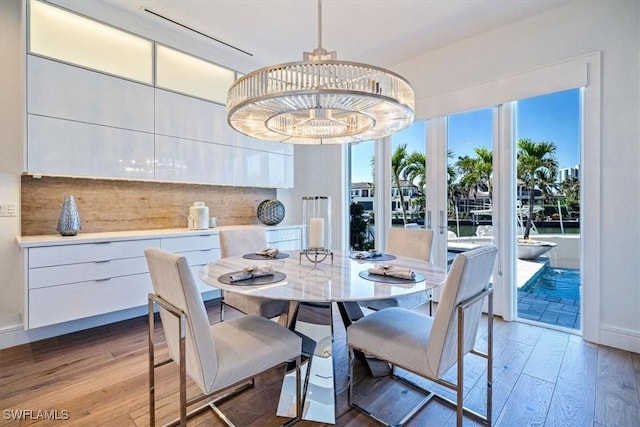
199,249,447,424
199,249,446,304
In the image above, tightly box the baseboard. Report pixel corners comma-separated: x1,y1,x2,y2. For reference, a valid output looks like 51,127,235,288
600,325,640,353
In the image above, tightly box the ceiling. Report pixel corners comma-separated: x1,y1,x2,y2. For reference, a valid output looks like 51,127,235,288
102,0,572,69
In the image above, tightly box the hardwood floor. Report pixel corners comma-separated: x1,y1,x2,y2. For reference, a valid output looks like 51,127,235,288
0,300,638,426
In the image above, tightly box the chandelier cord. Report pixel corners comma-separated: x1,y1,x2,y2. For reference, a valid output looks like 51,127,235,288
317,0,323,52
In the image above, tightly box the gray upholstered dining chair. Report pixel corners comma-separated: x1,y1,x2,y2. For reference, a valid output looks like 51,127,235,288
360,227,435,311
145,248,304,426
347,244,498,427
218,227,290,323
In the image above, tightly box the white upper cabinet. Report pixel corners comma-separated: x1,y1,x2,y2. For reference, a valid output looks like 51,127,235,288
155,89,234,144
155,135,235,185
236,133,294,156
234,147,293,188
27,55,154,132
156,45,235,104
28,115,155,180
29,0,152,84
25,1,294,188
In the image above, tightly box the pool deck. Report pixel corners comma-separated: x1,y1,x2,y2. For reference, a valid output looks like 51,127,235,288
449,238,581,330
516,257,580,330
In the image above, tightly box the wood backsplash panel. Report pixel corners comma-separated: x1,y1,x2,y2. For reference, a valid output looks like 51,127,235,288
21,176,276,236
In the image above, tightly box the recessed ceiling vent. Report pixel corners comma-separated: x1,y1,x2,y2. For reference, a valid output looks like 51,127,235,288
141,7,253,57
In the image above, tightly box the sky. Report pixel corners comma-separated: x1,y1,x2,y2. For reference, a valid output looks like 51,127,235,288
351,88,581,183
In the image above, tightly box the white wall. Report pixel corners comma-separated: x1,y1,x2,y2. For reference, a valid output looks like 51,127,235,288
278,144,347,251
392,0,639,352
0,0,25,335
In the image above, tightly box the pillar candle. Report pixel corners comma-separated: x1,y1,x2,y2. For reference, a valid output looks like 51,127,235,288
309,217,325,248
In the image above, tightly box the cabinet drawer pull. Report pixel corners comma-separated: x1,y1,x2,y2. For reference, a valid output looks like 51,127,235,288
95,260,112,264
93,242,111,245
95,277,112,282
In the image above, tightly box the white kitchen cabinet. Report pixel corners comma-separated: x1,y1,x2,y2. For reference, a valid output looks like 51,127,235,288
266,227,303,251
155,89,234,144
27,115,155,180
234,147,293,188
19,226,302,331
161,234,221,294
27,55,154,132
154,135,235,185
25,238,161,329
235,133,293,156
25,55,294,188
29,274,153,329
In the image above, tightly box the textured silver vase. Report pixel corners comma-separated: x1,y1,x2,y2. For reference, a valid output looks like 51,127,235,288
57,195,81,236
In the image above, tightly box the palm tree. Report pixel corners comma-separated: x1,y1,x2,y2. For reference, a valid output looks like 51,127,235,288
473,147,493,198
559,176,580,216
403,151,426,191
403,151,427,218
391,144,409,224
455,147,493,213
517,138,559,239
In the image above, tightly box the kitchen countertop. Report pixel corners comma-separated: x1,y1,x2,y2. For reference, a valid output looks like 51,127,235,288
17,224,303,248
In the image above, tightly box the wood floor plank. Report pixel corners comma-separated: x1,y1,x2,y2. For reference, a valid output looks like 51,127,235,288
465,338,535,422
495,374,555,426
522,328,569,383
594,345,640,426
633,352,640,404
544,340,598,426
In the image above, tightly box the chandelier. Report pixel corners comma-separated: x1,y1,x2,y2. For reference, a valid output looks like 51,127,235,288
226,0,415,145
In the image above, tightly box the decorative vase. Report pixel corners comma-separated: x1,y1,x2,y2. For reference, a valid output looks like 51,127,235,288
57,195,81,236
256,199,285,225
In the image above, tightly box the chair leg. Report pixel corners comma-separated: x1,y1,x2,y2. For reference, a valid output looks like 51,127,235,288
457,305,465,427
220,291,225,322
148,299,156,427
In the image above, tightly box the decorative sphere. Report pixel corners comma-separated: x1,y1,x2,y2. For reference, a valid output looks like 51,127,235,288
257,200,285,225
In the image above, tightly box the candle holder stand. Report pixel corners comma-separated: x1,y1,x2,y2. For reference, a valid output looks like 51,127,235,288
300,247,333,266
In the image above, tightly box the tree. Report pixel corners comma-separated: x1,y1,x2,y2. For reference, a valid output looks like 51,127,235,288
350,202,373,250
391,144,410,224
517,138,559,239
403,151,426,217
559,176,580,217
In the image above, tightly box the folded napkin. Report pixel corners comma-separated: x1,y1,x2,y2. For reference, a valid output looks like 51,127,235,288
229,265,274,282
355,250,382,259
367,265,416,280
255,247,279,257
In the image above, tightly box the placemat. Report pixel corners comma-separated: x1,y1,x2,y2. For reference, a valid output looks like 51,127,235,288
349,252,397,261
218,271,286,286
358,270,425,287
242,252,290,260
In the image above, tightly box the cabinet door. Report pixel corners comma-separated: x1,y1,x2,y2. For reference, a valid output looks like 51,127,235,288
28,239,160,267
27,115,155,179
27,55,154,132
155,89,234,144
235,147,293,188
28,273,153,329
266,227,302,251
235,133,293,156
155,135,235,184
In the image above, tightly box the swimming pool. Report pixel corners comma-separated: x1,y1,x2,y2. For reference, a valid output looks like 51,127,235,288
521,267,581,300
